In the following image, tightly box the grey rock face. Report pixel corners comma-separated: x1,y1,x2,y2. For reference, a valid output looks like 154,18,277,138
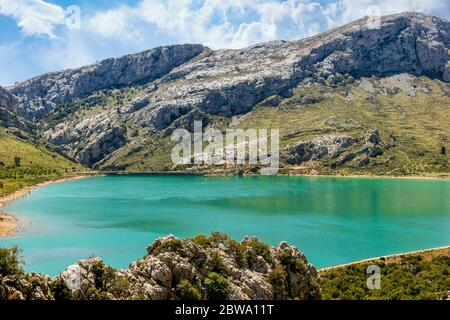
0,86,16,111
43,112,126,166
0,86,34,132
75,127,126,166
283,135,357,165
9,44,206,121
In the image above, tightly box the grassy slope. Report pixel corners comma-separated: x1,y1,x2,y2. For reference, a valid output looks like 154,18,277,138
0,129,86,196
319,248,450,300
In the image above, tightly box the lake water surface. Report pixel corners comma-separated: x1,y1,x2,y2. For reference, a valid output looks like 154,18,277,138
1,176,449,276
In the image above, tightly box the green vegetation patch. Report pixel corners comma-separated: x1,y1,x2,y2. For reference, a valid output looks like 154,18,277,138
319,248,450,300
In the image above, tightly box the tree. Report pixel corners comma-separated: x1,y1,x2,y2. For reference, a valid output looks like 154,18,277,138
0,246,24,277
204,272,229,300
174,280,202,300
14,156,21,167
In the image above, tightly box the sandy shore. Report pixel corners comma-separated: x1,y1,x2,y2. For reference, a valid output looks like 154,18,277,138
0,175,93,237
0,212,17,237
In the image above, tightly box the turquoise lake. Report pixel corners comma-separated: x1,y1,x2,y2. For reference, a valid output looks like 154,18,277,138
1,176,449,276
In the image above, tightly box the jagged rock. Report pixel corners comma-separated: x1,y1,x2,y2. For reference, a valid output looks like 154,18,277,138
358,157,370,167
332,152,358,168
0,86,34,133
43,112,126,166
75,127,126,166
366,146,384,158
0,86,16,112
0,235,321,300
283,135,357,165
367,129,381,145
163,109,210,136
9,44,206,121
445,63,450,82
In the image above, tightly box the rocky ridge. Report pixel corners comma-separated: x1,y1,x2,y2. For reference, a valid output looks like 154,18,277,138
0,86,33,133
8,44,206,121
0,234,321,300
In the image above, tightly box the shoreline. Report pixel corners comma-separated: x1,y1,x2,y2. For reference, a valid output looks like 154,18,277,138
318,245,450,272
0,175,94,208
0,175,94,237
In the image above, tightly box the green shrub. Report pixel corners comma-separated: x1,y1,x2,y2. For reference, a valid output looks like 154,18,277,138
0,246,24,277
244,238,272,263
155,239,185,255
192,234,212,247
209,232,230,245
227,240,246,268
319,251,450,300
51,278,72,300
14,157,21,167
269,267,288,300
110,275,131,299
174,279,202,300
210,250,229,275
91,260,116,291
204,272,229,300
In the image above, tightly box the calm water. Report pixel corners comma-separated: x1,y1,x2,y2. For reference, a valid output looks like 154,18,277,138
1,176,449,276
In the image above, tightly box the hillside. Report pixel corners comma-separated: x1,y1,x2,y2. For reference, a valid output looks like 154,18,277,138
0,129,85,196
319,247,450,300
1,12,449,176
1,85,87,197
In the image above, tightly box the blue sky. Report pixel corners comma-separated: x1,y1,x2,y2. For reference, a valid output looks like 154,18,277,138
0,0,449,86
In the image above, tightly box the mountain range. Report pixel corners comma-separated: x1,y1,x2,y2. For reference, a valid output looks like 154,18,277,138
0,12,449,178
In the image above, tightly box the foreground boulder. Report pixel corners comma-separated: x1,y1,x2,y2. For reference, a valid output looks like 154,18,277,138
0,234,321,300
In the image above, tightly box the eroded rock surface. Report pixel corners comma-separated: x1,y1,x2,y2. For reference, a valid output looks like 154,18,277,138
9,44,206,121
0,235,321,300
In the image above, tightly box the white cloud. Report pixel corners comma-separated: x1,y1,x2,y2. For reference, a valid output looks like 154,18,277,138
337,0,449,23
2,0,449,48
0,0,65,38
82,0,450,49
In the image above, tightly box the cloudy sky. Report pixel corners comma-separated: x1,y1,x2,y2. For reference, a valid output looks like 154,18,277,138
0,0,449,86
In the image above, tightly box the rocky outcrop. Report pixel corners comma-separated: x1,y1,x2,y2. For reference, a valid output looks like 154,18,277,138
282,129,389,168
43,112,126,166
0,86,34,133
0,235,321,300
283,135,357,165
0,87,16,112
330,129,385,168
9,44,206,121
